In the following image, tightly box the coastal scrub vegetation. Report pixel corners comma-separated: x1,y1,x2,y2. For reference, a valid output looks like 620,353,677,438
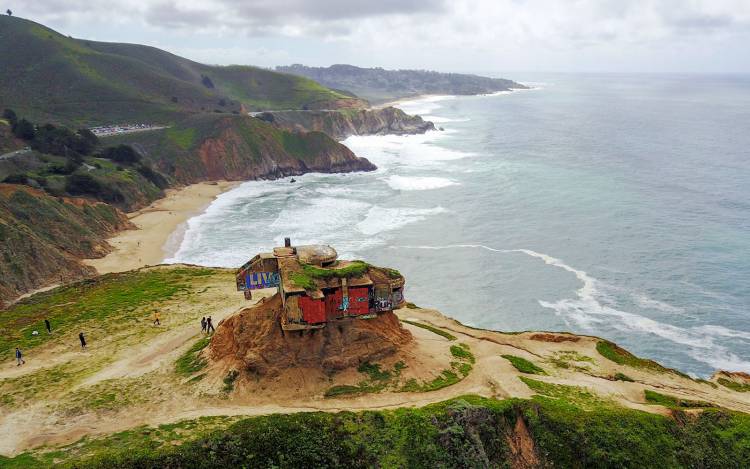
401,319,457,341
503,354,546,375
5,395,749,468
596,340,692,379
175,338,211,377
644,390,715,410
718,378,750,392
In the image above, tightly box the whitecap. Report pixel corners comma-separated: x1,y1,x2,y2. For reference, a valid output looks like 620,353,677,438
356,206,447,236
384,175,459,191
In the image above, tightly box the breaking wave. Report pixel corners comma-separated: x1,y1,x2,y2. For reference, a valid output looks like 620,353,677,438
390,244,750,374
384,175,459,191
357,206,447,236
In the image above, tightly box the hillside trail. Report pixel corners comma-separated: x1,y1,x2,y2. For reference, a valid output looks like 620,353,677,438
4,302,750,456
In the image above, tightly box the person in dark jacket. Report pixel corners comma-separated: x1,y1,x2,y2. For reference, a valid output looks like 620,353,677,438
201,317,207,333
15,347,25,366
206,316,215,333
79,332,87,350
44,318,51,334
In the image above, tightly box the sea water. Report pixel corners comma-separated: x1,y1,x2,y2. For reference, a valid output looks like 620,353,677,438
167,73,750,377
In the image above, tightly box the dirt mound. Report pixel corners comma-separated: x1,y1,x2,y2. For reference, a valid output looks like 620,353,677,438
208,294,412,376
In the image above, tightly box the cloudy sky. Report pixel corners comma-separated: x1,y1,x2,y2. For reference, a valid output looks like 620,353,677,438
7,0,750,74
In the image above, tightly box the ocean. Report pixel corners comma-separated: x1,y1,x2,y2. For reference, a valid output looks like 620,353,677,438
167,73,750,378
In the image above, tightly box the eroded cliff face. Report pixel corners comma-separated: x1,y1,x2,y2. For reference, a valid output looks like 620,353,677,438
208,293,412,376
130,114,376,184
0,184,132,307
256,107,436,140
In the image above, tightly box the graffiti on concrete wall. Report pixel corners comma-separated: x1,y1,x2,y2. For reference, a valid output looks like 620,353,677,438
241,271,281,290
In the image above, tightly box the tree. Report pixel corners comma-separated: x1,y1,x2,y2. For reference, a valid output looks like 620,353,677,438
99,144,141,164
2,108,17,127
12,118,35,140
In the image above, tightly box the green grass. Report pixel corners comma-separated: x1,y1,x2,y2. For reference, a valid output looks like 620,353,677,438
718,378,750,392
302,260,369,279
519,376,610,410
324,361,406,398
289,272,316,290
401,320,457,341
644,390,715,409
450,343,475,364
399,344,474,393
165,127,196,150
222,370,239,393
290,261,382,290
596,340,692,380
502,354,546,375
0,16,361,126
175,337,210,376
613,372,635,382
18,395,750,468
405,302,420,309
1,267,217,356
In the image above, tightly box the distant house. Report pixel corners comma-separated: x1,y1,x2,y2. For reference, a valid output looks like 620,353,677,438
236,239,405,330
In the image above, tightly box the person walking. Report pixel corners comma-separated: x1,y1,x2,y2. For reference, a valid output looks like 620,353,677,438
15,347,25,366
79,332,87,350
153,311,161,326
201,317,207,333
44,318,51,334
206,316,215,334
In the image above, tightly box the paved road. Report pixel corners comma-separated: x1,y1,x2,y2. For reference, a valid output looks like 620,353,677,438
0,148,31,161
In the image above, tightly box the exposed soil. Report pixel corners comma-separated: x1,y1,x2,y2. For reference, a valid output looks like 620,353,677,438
207,294,412,377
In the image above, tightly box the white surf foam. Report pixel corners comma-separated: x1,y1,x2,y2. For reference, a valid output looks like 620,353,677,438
395,95,456,115
343,132,473,168
389,243,750,374
357,206,447,236
384,175,459,191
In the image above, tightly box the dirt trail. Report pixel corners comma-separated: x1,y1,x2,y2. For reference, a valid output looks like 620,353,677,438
3,300,750,457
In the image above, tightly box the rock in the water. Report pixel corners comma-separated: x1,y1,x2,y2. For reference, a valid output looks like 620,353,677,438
208,293,412,376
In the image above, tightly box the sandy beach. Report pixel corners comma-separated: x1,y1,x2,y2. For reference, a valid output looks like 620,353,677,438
84,181,240,274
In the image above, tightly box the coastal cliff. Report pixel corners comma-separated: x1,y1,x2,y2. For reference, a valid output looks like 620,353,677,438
255,107,436,140
111,114,376,184
0,114,374,304
0,184,131,306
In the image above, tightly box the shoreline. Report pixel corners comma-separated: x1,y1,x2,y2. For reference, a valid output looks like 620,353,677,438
83,181,240,275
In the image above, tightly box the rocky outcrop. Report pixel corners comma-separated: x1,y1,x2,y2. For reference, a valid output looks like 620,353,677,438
208,293,412,376
255,107,435,140
0,184,132,307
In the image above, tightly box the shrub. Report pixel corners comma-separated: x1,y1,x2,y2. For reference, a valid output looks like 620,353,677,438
2,108,17,127
401,320,457,341
136,164,169,189
99,144,141,165
12,118,35,140
2,173,28,184
502,354,545,375
450,344,475,364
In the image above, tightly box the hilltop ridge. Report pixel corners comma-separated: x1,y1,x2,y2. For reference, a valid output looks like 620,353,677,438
0,16,365,126
277,63,528,103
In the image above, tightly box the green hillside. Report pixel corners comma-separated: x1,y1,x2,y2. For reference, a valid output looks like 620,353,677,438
0,16,364,126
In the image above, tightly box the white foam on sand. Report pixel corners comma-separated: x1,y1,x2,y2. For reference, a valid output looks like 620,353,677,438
384,175,459,191
389,243,750,374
